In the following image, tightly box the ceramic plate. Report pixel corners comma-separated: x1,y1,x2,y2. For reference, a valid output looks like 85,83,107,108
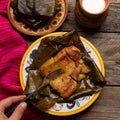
20,32,105,116
7,0,68,36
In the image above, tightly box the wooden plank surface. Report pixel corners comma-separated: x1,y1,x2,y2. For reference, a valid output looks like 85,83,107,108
78,33,120,61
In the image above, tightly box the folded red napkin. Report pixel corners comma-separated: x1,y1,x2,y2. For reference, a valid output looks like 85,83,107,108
0,1,61,120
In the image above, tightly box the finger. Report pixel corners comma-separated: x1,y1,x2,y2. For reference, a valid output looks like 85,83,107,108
0,110,7,119
0,95,26,112
9,102,27,120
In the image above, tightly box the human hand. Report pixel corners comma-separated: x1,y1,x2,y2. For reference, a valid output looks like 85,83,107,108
0,95,27,120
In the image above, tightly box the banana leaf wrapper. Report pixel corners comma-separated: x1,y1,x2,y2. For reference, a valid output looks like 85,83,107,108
24,30,106,110
10,0,60,30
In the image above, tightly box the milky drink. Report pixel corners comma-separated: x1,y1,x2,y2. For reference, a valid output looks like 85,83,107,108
82,0,106,14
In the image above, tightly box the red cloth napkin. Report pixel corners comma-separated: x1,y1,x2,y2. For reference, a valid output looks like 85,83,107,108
0,1,61,120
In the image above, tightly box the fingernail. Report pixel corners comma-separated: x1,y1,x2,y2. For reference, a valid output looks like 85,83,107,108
20,102,27,110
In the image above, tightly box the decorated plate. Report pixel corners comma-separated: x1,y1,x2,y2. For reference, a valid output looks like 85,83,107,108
20,32,105,116
7,0,68,36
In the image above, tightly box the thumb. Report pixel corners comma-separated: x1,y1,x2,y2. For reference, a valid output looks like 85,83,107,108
9,102,27,120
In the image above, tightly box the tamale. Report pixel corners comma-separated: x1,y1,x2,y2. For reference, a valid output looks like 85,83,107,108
24,30,106,110
17,0,33,17
10,0,60,30
35,0,56,17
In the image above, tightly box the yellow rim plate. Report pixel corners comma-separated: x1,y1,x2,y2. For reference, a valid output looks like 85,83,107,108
20,32,105,116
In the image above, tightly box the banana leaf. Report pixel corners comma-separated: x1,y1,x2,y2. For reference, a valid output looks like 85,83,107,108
10,0,60,29
24,30,106,110
23,70,43,94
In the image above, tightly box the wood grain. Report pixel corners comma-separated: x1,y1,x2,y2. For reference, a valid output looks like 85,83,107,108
105,61,120,85
78,33,120,61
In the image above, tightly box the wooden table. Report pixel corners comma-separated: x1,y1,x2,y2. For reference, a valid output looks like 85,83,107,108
26,0,120,120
